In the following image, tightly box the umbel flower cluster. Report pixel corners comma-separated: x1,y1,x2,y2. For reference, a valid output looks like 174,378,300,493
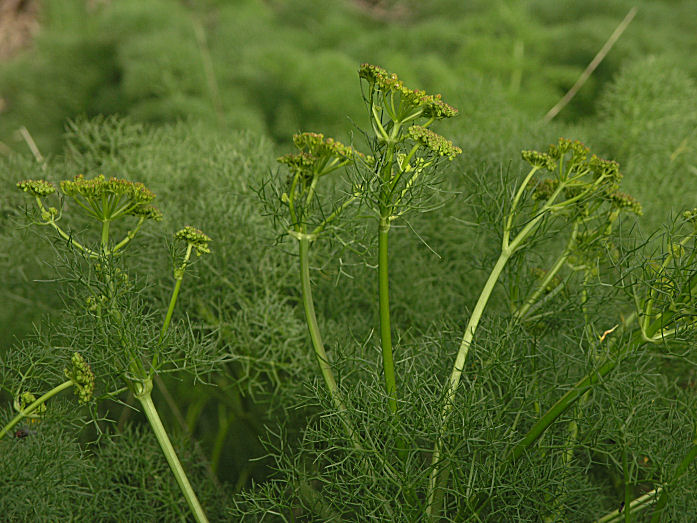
358,63,458,120
175,226,212,256
522,137,642,217
17,174,166,258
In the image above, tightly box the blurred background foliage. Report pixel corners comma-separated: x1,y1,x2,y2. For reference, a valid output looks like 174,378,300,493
1,0,697,520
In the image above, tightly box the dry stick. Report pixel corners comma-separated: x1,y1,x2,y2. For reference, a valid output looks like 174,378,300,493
543,7,637,123
192,19,224,124
18,126,47,171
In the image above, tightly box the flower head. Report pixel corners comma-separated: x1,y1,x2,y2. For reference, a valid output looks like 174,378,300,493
61,174,155,203
129,204,164,222
17,179,56,197
175,226,212,256
521,150,557,171
359,63,458,119
607,190,642,215
64,352,95,404
408,125,462,160
278,133,362,181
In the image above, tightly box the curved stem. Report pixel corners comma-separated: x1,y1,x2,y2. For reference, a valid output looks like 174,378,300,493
0,380,74,439
136,384,209,523
298,238,362,451
426,249,511,518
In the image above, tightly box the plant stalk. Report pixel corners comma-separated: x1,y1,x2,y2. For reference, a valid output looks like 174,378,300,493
426,248,511,518
136,381,209,523
378,216,397,415
298,238,361,450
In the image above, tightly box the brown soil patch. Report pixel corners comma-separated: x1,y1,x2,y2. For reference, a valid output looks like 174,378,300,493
0,0,39,61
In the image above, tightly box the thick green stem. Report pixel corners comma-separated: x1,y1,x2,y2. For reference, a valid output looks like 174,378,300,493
135,382,209,523
379,216,397,415
101,219,110,254
426,249,511,518
298,238,361,450
0,380,74,439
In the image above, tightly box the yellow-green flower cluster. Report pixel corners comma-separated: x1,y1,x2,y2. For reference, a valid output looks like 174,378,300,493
16,179,56,197
607,190,643,215
175,226,212,256
278,133,361,180
65,352,95,404
524,138,623,188
521,150,557,171
408,125,462,160
130,204,164,222
684,208,697,224
277,151,315,177
292,132,361,161
61,174,156,203
359,64,458,119
59,174,162,222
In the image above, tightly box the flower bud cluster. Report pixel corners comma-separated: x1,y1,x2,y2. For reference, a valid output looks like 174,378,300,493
175,226,212,256
278,133,360,184
16,179,56,197
606,190,643,215
64,352,95,404
408,125,462,160
359,64,458,119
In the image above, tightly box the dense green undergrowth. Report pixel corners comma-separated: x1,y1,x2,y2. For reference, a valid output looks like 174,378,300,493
1,1,697,521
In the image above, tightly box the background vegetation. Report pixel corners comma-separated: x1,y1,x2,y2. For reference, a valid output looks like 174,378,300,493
1,0,696,520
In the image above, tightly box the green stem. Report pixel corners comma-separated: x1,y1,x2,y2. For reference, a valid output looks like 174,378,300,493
112,216,145,254
135,382,209,523
649,439,697,522
596,489,660,523
426,248,511,519
155,244,193,371
623,443,632,523
0,380,74,439
34,197,98,257
101,219,110,254
515,222,579,320
379,216,397,415
298,238,361,450
162,244,192,340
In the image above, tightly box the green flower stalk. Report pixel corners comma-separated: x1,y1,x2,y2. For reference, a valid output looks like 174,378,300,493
427,139,635,519
160,227,212,349
277,133,364,451
0,353,94,440
16,174,209,523
359,64,460,420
